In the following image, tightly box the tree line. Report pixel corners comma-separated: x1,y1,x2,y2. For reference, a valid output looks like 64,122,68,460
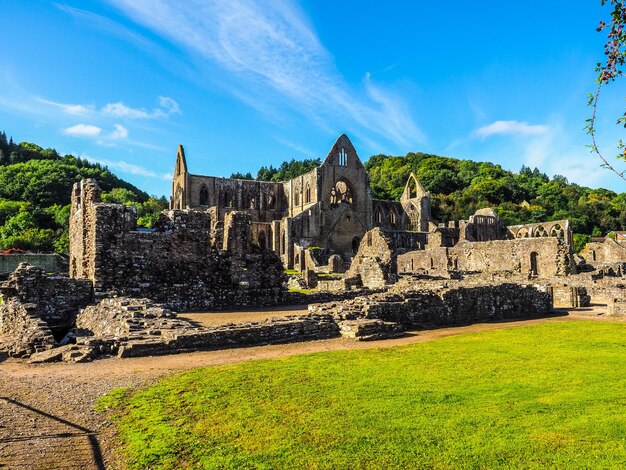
0,132,167,253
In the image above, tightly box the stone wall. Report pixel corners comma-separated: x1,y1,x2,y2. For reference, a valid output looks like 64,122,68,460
70,179,286,311
548,285,591,308
310,282,552,326
398,237,573,278
581,239,626,265
0,300,56,358
0,263,92,329
607,298,626,316
508,220,573,246
70,297,339,359
345,228,397,288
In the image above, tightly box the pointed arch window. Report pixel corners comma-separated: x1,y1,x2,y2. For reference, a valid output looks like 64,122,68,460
199,184,209,206
338,148,347,166
222,188,234,208
305,183,311,203
374,207,383,226
389,210,397,228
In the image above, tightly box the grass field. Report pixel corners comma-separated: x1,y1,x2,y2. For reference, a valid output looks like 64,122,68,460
99,321,626,469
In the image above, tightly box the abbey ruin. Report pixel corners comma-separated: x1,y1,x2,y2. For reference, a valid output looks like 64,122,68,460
2,134,626,362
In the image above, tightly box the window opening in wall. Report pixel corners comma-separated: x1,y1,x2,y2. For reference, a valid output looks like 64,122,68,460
375,208,383,225
430,258,434,269
530,251,539,276
199,184,209,206
281,231,286,255
408,176,418,198
305,183,311,203
338,147,347,166
222,188,234,208
389,210,397,228
352,236,360,255
330,179,353,205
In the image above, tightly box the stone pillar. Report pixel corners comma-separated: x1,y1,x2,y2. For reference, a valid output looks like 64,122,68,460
223,211,252,256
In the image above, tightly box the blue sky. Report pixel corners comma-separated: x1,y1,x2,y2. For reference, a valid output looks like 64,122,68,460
1,1,624,197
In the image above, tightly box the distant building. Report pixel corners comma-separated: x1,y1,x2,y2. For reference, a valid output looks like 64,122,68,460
170,134,431,269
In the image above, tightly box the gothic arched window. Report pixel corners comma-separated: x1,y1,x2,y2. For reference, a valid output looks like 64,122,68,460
199,184,209,206
374,208,383,226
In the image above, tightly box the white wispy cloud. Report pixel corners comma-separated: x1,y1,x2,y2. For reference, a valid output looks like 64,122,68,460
101,97,181,119
83,154,171,180
105,0,423,148
63,123,130,143
109,123,129,139
473,120,550,139
63,124,102,137
37,97,94,115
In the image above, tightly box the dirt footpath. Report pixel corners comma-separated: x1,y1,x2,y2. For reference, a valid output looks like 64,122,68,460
0,306,609,470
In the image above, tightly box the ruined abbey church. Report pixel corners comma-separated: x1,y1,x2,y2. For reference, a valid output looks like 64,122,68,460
4,133,626,363
171,134,432,270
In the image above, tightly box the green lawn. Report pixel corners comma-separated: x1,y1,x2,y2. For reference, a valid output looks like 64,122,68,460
100,321,626,469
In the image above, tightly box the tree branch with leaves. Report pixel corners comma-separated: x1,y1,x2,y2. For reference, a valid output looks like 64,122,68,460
586,0,626,180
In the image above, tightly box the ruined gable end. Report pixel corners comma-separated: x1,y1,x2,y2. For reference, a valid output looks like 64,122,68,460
174,144,188,178
322,134,364,169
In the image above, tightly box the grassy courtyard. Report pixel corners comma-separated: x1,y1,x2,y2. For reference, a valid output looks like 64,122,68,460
100,321,626,469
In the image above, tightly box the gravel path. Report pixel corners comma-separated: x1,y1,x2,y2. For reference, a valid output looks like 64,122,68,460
0,306,609,469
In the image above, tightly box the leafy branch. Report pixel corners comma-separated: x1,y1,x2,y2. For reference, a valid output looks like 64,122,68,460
586,0,626,181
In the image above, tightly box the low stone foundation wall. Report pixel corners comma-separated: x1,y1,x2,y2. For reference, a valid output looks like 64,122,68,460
116,314,339,358
23,282,555,362
284,288,385,305
310,283,552,326
43,297,341,361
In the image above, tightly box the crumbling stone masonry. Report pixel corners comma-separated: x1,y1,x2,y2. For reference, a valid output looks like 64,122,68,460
345,228,398,289
0,263,92,330
23,279,554,362
50,297,339,360
310,282,553,327
0,300,56,358
607,298,626,317
0,263,92,358
581,238,626,266
398,237,574,278
69,179,286,310
548,285,591,309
